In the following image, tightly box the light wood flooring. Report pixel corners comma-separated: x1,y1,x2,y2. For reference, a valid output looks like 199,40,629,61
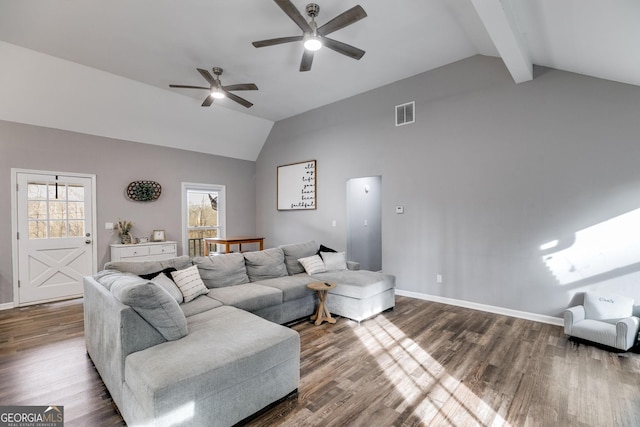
1,296,639,426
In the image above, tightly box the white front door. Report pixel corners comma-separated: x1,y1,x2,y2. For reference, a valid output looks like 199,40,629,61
14,171,96,305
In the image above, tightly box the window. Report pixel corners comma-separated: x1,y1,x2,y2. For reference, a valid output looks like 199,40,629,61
182,183,225,257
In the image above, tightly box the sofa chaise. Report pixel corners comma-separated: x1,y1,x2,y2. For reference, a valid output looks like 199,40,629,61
84,241,395,426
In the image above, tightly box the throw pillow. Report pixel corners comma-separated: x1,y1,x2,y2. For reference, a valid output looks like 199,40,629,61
171,265,209,303
583,291,634,323
110,276,188,341
321,251,347,271
298,255,327,275
139,267,177,281
317,244,337,255
151,272,184,304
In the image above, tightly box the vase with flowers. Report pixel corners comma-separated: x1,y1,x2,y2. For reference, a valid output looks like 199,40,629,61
116,220,134,244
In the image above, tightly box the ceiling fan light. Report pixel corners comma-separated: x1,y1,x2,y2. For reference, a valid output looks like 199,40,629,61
210,90,225,99
303,36,322,51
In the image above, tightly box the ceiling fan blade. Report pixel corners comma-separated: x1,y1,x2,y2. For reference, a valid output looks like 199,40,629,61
169,85,210,90
321,37,365,60
274,0,312,33
223,83,259,91
201,95,215,107
317,5,367,36
223,91,253,108
300,49,314,72
197,68,217,86
252,35,303,48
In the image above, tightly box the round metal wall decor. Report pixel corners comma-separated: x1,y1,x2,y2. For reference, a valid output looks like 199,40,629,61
126,180,162,202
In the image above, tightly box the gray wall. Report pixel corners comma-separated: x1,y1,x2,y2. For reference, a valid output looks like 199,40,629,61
347,176,382,271
256,55,640,318
0,120,256,304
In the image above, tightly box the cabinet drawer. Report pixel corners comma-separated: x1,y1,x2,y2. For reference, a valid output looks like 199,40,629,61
149,244,176,256
119,246,150,258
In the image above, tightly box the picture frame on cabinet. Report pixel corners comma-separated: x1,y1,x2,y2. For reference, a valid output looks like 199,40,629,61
151,230,166,242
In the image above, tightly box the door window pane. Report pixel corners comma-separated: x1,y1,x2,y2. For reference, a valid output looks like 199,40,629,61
68,221,84,237
49,221,67,238
67,202,85,219
67,185,84,201
29,221,47,238
27,181,85,239
49,201,66,219
28,201,47,220
27,183,47,200
185,187,222,257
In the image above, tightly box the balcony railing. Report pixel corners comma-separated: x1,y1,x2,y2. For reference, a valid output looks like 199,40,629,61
188,238,205,257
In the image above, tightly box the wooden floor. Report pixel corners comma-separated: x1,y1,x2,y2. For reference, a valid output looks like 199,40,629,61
1,296,639,427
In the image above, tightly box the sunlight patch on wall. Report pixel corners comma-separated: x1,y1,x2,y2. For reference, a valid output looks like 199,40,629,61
353,316,510,425
541,208,640,285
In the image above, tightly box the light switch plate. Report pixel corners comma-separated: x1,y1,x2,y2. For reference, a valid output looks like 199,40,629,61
395,206,404,214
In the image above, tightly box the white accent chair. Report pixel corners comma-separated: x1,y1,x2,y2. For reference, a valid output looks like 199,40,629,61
564,291,640,351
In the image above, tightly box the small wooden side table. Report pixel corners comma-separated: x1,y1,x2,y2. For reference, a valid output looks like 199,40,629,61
307,282,337,325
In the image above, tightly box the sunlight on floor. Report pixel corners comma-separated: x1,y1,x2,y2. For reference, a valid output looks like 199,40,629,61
131,401,195,427
353,316,511,426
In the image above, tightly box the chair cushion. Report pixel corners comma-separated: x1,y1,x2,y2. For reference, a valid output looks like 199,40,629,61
193,253,249,288
243,248,288,281
207,283,283,312
104,255,192,276
279,241,318,275
571,319,618,348
583,291,634,323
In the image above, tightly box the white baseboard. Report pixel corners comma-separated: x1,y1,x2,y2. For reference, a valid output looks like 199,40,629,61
0,302,15,311
395,289,564,327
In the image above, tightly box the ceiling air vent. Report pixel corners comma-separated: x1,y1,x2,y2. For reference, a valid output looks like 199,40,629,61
395,101,415,126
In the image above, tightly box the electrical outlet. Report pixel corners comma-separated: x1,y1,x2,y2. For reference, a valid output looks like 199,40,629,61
436,274,443,283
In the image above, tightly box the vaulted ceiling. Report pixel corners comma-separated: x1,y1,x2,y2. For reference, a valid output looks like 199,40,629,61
0,0,637,160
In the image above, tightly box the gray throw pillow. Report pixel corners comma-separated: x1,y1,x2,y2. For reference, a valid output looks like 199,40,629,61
243,248,288,282
110,275,188,341
193,253,250,288
279,241,318,275
151,272,184,304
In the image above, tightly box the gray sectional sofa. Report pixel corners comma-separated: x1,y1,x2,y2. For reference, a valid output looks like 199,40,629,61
84,241,395,426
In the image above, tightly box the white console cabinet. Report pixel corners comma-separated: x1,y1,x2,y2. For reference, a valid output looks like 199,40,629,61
110,241,178,262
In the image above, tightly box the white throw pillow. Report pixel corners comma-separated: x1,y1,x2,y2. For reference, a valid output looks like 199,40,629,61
583,291,633,322
321,251,347,271
171,265,209,303
298,255,327,275
152,272,184,304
